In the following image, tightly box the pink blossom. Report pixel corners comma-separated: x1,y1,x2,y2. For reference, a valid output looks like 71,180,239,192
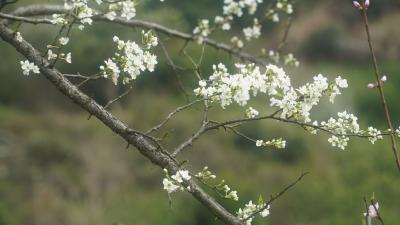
353,1,362,9
365,0,370,8
363,202,379,218
367,83,376,89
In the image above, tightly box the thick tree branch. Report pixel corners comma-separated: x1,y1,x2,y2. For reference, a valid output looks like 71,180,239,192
0,22,243,225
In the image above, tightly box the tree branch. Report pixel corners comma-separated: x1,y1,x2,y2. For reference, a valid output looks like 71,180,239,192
6,4,268,66
0,21,243,225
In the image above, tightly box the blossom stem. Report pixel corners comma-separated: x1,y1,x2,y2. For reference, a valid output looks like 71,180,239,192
360,7,400,171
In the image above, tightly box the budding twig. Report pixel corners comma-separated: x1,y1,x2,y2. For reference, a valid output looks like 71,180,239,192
359,4,400,171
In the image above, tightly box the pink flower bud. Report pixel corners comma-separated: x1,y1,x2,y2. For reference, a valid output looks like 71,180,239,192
353,1,362,9
365,0,370,8
380,75,387,83
367,83,376,89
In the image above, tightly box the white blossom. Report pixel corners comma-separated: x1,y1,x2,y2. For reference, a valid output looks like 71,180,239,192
50,14,68,25
171,170,191,183
260,205,270,217
322,111,360,149
230,36,244,48
283,53,300,67
196,166,217,180
59,37,69,46
20,60,40,76
246,107,259,118
193,19,210,44
243,19,261,41
142,30,158,48
15,32,23,42
237,201,270,225
100,35,157,85
163,178,179,193
366,127,383,144
194,63,347,124
272,13,279,22
100,59,120,85
226,190,239,201
65,52,72,64
256,138,286,149
120,1,136,20
47,49,58,61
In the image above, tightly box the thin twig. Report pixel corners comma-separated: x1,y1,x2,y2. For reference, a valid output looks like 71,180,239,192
104,86,134,109
276,16,292,53
157,35,190,100
243,172,309,221
145,98,204,135
360,5,400,171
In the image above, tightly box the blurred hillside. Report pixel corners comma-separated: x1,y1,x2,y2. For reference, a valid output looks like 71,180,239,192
1,1,400,225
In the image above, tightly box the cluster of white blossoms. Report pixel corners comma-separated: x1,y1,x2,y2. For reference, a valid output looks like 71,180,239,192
230,36,245,49
193,63,392,150
194,63,348,124
46,36,72,64
193,19,211,44
100,33,158,85
20,60,40,76
245,107,259,118
266,50,300,67
196,167,239,201
320,111,360,150
283,53,300,67
237,200,270,225
365,126,383,144
266,0,293,23
193,0,292,45
243,19,261,41
162,169,191,194
256,138,286,149
51,0,139,29
223,0,263,17
103,0,136,21
217,181,239,201
63,0,94,29
306,113,387,149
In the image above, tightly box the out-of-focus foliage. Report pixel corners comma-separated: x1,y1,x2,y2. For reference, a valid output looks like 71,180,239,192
0,0,400,225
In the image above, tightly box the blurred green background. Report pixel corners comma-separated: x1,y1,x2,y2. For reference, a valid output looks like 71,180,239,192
1,0,400,225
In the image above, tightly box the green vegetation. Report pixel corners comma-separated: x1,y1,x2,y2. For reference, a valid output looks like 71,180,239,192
0,0,400,225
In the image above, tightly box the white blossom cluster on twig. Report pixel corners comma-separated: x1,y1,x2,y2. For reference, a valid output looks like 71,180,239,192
100,32,158,85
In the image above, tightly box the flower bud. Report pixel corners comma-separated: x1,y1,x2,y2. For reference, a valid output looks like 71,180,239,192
353,1,362,9
367,83,376,89
380,75,387,83
364,0,370,8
